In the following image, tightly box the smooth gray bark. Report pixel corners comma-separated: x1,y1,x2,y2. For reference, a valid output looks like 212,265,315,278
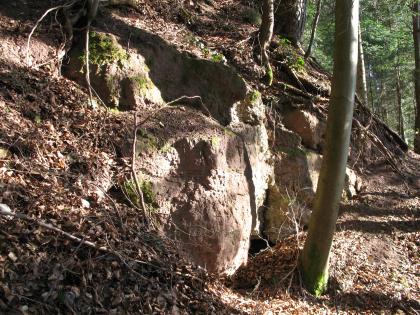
413,1,420,153
300,0,359,296
356,26,368,105
305,0,322,58
395,66,405,141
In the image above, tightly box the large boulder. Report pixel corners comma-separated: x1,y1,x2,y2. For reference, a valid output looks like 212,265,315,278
131,108,267,274
63,29,248,125
63,32,164,111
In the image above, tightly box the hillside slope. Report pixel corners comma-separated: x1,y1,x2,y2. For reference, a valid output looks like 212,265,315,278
0,1,419,314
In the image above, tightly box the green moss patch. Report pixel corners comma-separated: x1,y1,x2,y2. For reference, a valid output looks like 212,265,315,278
249,90,261,105
275,146,306,158
123,179,157,209
131,75,155,91
85,32,128,67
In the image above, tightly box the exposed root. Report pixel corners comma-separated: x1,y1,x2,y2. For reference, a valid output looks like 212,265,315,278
26,1,76,67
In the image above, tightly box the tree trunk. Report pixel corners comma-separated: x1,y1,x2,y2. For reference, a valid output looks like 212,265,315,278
259,0,275,85
356,25,368,105
368,62,376,113
274,0,308,46
412,1,420,153
299,0,359,296
305,0,322,58
395,65,405,141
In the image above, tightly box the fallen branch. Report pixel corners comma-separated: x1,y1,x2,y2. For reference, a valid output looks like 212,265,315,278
354,96,408,153
0,204,107,251
352,119,403,176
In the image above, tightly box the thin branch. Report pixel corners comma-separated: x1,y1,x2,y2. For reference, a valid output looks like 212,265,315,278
0,205,107,251
132,111,150,228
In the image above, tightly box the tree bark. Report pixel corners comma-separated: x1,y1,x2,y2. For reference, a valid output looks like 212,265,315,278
367,62,376,113
356,25,368,105
299,0,359,296
305,0,322,58
395,65,405,141
259,0,275,85
274,0,308,46
412,1,420,153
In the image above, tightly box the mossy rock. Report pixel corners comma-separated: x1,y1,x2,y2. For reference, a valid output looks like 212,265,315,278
235,89,265,125
136,128,164,153
123,178,158,209
82,32,128,68
62,32,164,111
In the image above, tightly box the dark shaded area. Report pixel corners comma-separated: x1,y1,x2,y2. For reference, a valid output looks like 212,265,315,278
248,238,272,256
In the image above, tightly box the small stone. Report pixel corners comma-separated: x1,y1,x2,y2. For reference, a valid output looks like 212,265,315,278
8,252,17,262
81,199,90,208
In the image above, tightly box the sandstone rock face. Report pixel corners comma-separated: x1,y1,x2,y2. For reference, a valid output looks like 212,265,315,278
283,109,326,151
63,32,164,111
264,150,319,242
264,149,362,242
133,108,268,274
63,30,247,124
75,29,272,274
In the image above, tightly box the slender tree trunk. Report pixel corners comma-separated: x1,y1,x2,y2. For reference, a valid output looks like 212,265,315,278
299,0,359,296
305,0,322,58
259,0,275,85
368,62,376,113
274,0,308,46
395,65,405,141
412,1,420,153
356,25,368,105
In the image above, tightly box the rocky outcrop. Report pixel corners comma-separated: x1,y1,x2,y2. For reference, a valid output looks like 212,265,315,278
131,107,269,275
63,30,247,125
69,29,272,274
264,149,319,242
63,32,164,111
264,147,362,242
62,27,363,273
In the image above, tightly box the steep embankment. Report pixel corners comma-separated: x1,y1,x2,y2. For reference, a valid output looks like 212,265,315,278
0,1,419,314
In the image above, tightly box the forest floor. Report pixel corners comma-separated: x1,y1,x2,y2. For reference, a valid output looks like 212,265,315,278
0,1,419,314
